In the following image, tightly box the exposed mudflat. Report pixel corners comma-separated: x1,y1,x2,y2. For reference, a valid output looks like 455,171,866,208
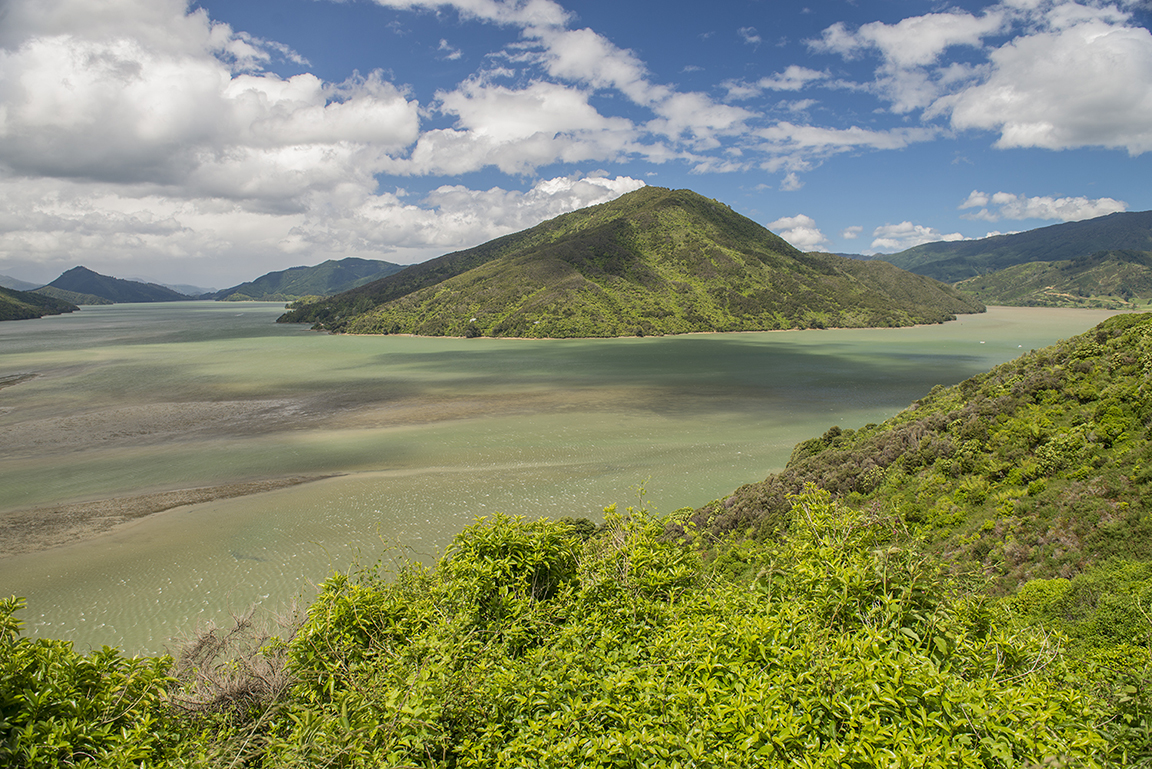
0,399,323,457
0,476,326,557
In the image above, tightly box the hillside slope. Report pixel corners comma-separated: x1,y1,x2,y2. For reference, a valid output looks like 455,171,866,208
32,285,114,306
955,250,1152,309
205,258,404,301
693,311,1152,593
0,285,79,321
47,266,188,303
281,187,983,337
883,210,1152,282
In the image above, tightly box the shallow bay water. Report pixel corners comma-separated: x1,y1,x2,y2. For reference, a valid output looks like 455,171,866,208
0,302,1125,653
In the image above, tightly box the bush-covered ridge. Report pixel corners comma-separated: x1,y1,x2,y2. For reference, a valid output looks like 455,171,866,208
203,258,404,302
280,187,983,337
954,249,1152,310
881,209,1152,282
694,311,1152,592
0,285,78,321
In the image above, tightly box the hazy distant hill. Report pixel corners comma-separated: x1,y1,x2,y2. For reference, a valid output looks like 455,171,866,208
881,210,1152,282
0,274,43,291
205,257,404,301
954,249,1152,309
32,285,114,306
281,187,983,337
46,266,189,303
155,282,216,297
0,285,78,321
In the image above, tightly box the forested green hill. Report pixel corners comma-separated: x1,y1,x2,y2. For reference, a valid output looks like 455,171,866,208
0,285,78,321
46,266,188,303
280,187,983,337
955,250,1152,309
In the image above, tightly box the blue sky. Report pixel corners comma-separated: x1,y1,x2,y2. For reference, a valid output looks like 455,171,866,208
0,0,1149,287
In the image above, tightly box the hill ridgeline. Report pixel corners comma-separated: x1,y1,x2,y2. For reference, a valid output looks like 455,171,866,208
280,187,983,337
882,210,1152,283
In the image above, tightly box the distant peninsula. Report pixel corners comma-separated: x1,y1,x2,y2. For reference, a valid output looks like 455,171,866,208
955,249,1152,310
279,187,983,337
0,285,78,321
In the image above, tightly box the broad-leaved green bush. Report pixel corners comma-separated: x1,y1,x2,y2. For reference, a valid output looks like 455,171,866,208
0,597,176,768
247,491,1110,768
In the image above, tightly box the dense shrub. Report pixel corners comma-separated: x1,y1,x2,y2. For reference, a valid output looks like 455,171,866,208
698,313,1152,592
246,492,1113,767
0,597,176,768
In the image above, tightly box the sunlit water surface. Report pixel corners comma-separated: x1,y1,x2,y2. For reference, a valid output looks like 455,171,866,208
0,302,1125,653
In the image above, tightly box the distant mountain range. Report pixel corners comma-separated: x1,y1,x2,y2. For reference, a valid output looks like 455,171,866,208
881,210,1152,283
203,258,404,301
9,205,1147,322
0,274,43,292
280,187,984,337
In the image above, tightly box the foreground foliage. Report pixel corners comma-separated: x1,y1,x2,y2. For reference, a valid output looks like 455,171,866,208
702,312,1152,591
3,495,1145,766
0,597,176,767
262,497,1118,767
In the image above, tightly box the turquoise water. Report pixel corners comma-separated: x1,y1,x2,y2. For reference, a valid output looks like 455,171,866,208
0,303,1125,653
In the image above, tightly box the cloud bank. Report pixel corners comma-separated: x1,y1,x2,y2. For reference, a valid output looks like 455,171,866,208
959,191,1129,222
0,0,1144,283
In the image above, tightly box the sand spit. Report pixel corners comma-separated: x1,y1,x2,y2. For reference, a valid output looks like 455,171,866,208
0,476,328,558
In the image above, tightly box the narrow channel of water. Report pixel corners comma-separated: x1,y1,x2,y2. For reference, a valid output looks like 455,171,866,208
0,303,1124,653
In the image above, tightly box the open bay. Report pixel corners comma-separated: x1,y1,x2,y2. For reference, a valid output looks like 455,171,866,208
0,302,1124,654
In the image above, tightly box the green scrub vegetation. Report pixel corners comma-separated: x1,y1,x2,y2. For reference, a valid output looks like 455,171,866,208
6,313,1152,766
0,493,1132,767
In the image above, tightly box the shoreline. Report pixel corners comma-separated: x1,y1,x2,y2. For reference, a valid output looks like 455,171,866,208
0,475,330,559
323,306,1140,341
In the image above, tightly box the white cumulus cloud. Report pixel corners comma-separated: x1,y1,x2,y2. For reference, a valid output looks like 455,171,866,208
768,214,830,251
0,2,421,204
935,17,1152,154
870,221,965,253
0,172,646,284
812,1,1152,154
959,190,1129,221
